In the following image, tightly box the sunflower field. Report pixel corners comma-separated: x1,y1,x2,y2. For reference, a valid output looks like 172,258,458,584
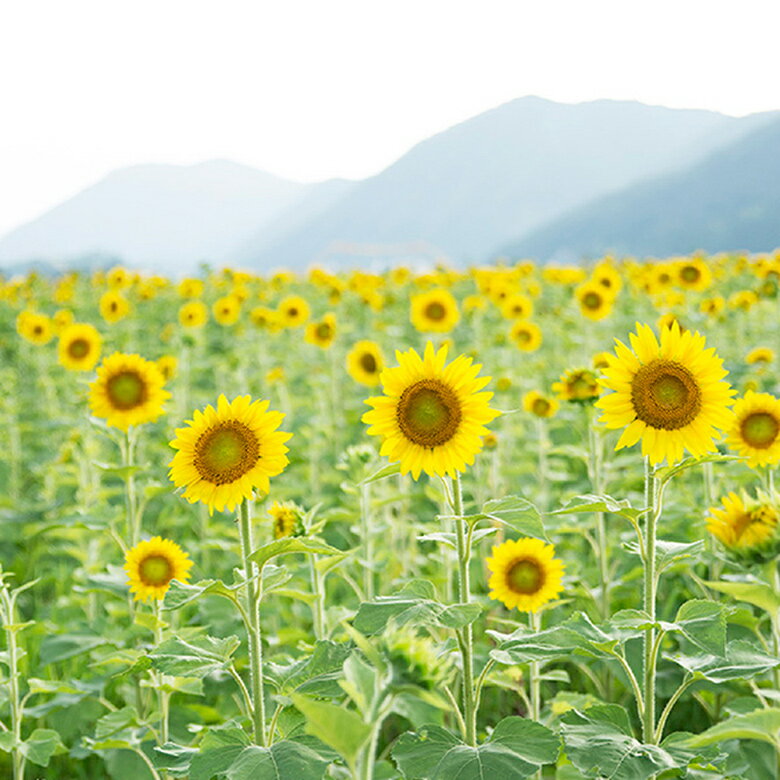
3,254,780,779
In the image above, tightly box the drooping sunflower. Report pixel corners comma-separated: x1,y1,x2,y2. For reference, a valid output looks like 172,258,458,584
213,295,241,326
500,293,533,320
486,537,565,613
410,289,460,333
553,368,600,403
58,323,102,371
347,341,385,387
575,282,613,321
700,296,725,317
89,353,170,430
99,290,130,323
179,301,208,328
156,355,178,382
746,347,775,367
706,492,779,550
269,500,304,539
726,391,780,468
596,322,734,465
523,390,559,419
17,312,54,345
124,536,193,602
362,342,500,479
304,313,337,349
169,394,291,512
508,321,542,352
277,295,311,327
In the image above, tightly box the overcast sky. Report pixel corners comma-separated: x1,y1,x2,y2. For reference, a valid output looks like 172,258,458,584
2,0,780,237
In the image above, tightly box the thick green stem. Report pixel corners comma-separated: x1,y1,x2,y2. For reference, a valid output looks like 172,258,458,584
529,610,541,721
153,602,170,748
6,620,25,780
309,555,326,640
360,482,374,601
452,474,477,746
586,406,609,620
642,459,658,744
122,428,140,546
536,418,548,512
239,499,266,746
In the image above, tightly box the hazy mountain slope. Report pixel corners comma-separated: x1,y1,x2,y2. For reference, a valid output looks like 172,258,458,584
240,97,775,269
0,160,309,272
502,116,780,261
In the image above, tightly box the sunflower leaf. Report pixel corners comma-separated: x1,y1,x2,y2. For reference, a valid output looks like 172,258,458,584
481,496,547,540
654,454,742,483
149,634,240,677
249,537,343,570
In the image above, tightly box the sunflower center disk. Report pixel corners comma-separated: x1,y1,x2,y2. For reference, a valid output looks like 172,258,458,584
68,338,90,358
360,353,377,373
532,399,550,416
425,302,446,321
397,380,461,447
506,559,544,594
741,412,780,449
139,555,173,586
631,360,702,430
194,422,259,485
107,371,147,409
583,292,601,309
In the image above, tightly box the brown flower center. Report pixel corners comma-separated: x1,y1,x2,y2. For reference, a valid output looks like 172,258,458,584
138,555,173,586
68,338,90,359
506,559,544,594
741,411,780,449
424,302,447,321
583,292,602,309
106,371,147,410
532,398,550,416
397,379,461,447
631,359,702,430
194,421,259,485
360,352,378,373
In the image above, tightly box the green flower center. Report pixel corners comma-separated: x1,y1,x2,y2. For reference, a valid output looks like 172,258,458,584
139,555,173,586
741,412,780,449
397,379,462,447
107,371,147,410
194,421,259,485
68,338,90,359
631,359,702,430
583,292,601,309
507,559,544,594
424,302,446,321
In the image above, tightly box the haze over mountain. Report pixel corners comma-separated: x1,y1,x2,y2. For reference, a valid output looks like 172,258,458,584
0,97,777,272
502,115,780,261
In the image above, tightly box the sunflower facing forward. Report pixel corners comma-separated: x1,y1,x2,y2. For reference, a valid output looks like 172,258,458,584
362,342,500,479
487,537,565,613
89,353,170,430
124,536,193,602
410,289,460,333
169,394,291,512
727,391,780,468
596,322,734,465
58,323,102,371
347,341,385,387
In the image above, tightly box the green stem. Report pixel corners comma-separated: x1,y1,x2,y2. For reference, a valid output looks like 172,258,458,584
529,610,541,721
642,458,658,744
536,418,548,512
3,592,25,780
309,554,326,640
239,499,266,746
360,482,374,601
122,427,140,546
452,474,477,746
655,676,694,743
153,602,170,748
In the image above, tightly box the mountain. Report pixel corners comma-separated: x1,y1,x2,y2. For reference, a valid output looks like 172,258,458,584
0,160,317,273
501,115,780,261
234,97,776,269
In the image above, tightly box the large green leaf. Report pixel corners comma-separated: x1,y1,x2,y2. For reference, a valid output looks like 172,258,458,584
675,599,727,657
162,578,242,610
249,537,343,570
551,494,642,522
668,640,780,683
39,633,109,665
225,741,329,779
20,729,66,768
655,454,740,483
684,707,780,749
480,496,547,540
705,579,780,614
150,634,240,677
392,717,559,779
189,723,250,780
265,640,352,696
353,594,481,635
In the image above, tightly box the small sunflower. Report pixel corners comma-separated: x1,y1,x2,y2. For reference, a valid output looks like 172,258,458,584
250,306,280,330
500,293,534,320
591,262,622,297
508,320,542,352
553,368,600,403
727,391,780,468
269,501,304,539
706,492,779,551
362,342,500,479
410,289,460,333
53,309,74,333
100,291,130,323
486,538,565,613
179,301,208,328
169,394,291,513
178,278,204,298
305,313,337,349
676,258,712,291
58,323,102,371
17,312,54,345
124,536,193,602
523,391,559,418
575,282,613,321
89,353,170,430
347,341,385,387
596,322,734,465
278,295,310,327
213,295,241,326
700,296,725,317
156,355,178,382
746,347,775,366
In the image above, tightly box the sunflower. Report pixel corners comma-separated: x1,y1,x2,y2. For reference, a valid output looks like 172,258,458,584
305,313,337,349
124,536,193,602
278,295,310,327
700,296,725,317
726,391,780,468
706,492,779,550
107,265,131,289
676,258,712,291
591,262,622,297
58,323,102,371
17,312,53,345
178,278,204,298
213,295,241,326
729,290,758,311
156,355,177,382
179,301,208,328
347,341,385,387
169,394,291,512
269,501,304,539
523,391,559,418
486,538,565,613
362,342,500,479
53,308,74,333
250,306,281,330
746,347,775,366
89,353,170,430
596,322,734,465
99,291,130,323
553,368,600,403
500,293,533,320
575,282,613,321
508,321,542,352
410,289,460,333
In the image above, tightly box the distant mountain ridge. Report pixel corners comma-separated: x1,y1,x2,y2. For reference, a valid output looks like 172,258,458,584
0,97,777,272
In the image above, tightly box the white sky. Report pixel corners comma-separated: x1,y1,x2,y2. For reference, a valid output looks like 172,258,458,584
2,0,780,237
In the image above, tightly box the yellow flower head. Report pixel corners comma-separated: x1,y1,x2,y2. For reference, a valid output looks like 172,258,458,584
596,322,734,465
508,321,542,352
53,308,75,333
500,293,534,320
553,368,600,403
410,289,460,333
100,291,130,323
487,538,565,613
179,301,208,328
58,323,102,372
278,295,310,327
265,366,286,385
17,312,53,345
89,353,170,430
727,391,780,468
676,258,712,291
746,347,775,366
591,262,622,297
700,296,725,317
305,313,337,349
575,282,613,321
250,306,281,330
706,492,779,551
156,355,178,383
523,391,559,419
178,278,204,298
124,536,193,602
213,295,241,326
269,501,304,539
347,341,385,387
362,342,500,479
169,395,291,513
